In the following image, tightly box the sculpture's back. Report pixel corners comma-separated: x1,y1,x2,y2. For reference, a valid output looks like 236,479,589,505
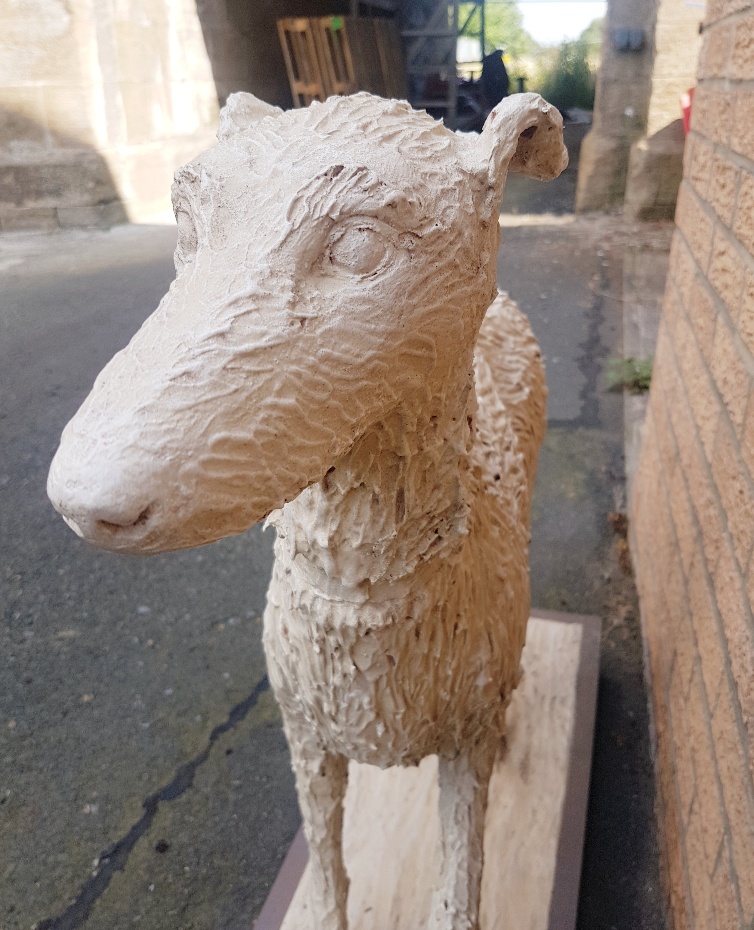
47,92,567,930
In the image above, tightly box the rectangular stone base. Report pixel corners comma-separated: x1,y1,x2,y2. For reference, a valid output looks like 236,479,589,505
255,611,600,930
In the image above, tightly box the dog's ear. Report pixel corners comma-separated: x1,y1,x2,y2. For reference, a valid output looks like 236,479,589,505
218,93,282,141
468,93,569,205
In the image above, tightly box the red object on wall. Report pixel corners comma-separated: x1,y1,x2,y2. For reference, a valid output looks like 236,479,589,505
681,87,694,134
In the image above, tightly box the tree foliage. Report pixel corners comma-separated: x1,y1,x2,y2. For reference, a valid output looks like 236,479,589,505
533,18,603,111
459,1,537,70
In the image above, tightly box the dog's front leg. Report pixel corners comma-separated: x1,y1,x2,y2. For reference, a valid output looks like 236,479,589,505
288,732,350,930
430,745,497,930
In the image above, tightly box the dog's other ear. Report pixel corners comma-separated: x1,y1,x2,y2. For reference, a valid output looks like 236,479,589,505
471,93,569,203
218,93,282,141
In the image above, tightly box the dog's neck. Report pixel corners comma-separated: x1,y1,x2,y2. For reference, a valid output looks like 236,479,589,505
271,364,477,600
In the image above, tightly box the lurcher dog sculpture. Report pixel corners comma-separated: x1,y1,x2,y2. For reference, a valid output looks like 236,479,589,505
48,92,567,930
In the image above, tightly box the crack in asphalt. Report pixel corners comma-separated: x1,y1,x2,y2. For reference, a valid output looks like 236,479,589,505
36,674,270,930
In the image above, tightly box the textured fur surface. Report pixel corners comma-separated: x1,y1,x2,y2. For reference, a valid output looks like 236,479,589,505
48,92,566,930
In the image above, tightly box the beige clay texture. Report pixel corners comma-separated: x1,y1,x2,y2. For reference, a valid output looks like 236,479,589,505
48,91,567,930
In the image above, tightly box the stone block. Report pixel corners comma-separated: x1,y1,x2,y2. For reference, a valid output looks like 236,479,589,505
731,89,754,161
677,425,725,572
688,278,717,361
711,843,741,929
0,205,58,231
676,182,714,272
57,201,128,228
575,129,630,212
714,540,754,736
0,153,119,210
733,174,754,255
709,228,746,316
691,85,734,146
673,236,699,308
669,656,697,824
711,678,754,923
42,85,99,149
698,20,733,79
0,86,50,152
730,9,754,80
709,151,740,226
114,18,164,84
688,551,725,711
624,120,685,221
710,317,749,436
119,82,169,145
669,458,697,579
684,802,716,926
688,669,725,865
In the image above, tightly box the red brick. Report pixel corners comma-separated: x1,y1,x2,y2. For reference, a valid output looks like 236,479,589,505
715,541,754,743
700,21,734,78
711,318,750,434
689,550,726,709
710,152,741,225
731,88,754,161
708,228,746,316
730,10,754,80
711,842,742,929
711,681,754,921
677,183,715,272
688,278,717,362
685,801,716,927
733,173,754,256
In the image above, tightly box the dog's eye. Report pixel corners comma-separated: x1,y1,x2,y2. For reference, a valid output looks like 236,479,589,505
325,223,392,277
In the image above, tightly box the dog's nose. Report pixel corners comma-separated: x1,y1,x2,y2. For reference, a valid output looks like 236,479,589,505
47,442,158,542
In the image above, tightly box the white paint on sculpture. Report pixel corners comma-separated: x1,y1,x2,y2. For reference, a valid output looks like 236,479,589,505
47,91,567,930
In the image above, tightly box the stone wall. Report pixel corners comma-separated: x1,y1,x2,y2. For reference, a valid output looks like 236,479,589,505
0,0,220,229
0,0,349,230
624,0,703,220
631,2,754,926
575,0,657,212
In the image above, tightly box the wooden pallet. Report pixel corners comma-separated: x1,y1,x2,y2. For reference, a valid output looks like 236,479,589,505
277,18,328,108
255,611,600,930
313,17,359,98
278,15,407,107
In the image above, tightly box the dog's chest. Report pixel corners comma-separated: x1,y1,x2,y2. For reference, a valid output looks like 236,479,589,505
262,540,522,766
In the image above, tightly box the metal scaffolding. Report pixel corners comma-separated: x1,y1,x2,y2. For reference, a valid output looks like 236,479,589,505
402,1,486,128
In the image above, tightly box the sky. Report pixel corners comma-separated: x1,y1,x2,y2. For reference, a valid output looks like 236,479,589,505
514,1,608,46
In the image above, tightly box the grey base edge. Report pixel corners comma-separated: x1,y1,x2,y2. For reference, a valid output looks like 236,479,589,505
253,610,602,930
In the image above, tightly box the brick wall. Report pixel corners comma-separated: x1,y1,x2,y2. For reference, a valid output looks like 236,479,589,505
631,2,754,927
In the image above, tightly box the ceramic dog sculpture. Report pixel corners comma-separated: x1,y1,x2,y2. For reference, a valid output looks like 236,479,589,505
48,91,567,930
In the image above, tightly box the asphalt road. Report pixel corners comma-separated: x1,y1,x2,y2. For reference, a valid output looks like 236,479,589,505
1,124,667,930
